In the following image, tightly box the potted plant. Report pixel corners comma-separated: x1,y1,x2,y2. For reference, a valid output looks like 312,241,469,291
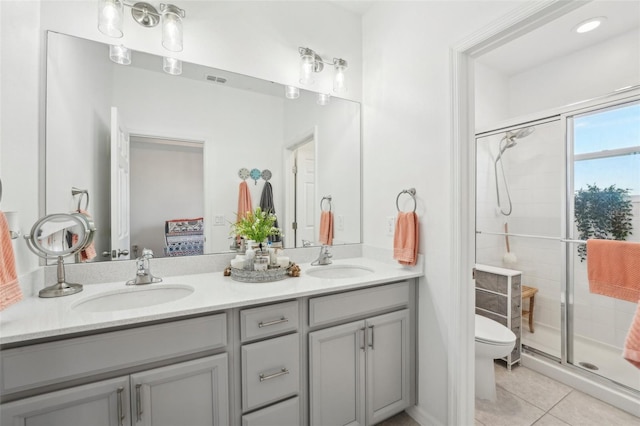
231,207,281,251
574,184,633,261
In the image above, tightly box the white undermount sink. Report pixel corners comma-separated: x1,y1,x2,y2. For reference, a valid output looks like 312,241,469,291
72,284,195,313
306,264,374,279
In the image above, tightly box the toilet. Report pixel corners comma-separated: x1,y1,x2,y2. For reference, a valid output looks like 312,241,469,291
475,314,516,401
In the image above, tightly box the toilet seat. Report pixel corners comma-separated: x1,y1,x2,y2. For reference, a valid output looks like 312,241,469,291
475,314,516,346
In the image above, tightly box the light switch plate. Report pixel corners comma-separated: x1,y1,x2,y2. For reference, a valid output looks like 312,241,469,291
214,215,225,226
387,216,395,235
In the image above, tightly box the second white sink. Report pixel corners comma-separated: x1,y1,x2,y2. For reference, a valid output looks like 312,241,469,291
306,264,374,279
72,284,194,313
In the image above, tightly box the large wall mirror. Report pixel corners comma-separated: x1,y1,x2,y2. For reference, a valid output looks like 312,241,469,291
45,31,362,263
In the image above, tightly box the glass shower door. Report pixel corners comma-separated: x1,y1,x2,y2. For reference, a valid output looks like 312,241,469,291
566,100,640,391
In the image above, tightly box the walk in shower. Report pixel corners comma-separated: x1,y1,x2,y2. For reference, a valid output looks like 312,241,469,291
475,97,640,396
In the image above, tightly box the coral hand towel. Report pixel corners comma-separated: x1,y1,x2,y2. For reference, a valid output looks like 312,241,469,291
0,211,23,310
319,211,333,245
624,301,640,369
587,239,640,303
237,181,253,223
393,212,419,266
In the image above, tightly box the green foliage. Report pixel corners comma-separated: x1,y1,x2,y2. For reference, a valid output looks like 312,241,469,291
231,207,280,243
574,184,633,261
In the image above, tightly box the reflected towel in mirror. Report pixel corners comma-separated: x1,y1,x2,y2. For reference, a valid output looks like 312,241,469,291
0,211,23,310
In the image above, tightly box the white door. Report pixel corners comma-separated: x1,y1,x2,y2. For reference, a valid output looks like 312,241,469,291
0,377,130,426
110,107,131,260
309,321,366,426
296,140,316,247
365,309,411,425
130,354,229,426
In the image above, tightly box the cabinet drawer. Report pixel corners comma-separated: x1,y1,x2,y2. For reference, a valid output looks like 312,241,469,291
309,281,410,327
476,289,520,315
240,301,299,342
241,333,299,412
242,396,300,426
1,314,226,395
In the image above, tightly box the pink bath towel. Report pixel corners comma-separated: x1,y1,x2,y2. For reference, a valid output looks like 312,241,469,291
393,212,419,266
319,211,334,246
624,301,640,369
237,181,253,223
0,211,23,310
587,239,640,303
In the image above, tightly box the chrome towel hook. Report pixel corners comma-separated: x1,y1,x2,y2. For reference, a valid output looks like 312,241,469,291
321,195,332,212
396,188,417,213
72,187,90,211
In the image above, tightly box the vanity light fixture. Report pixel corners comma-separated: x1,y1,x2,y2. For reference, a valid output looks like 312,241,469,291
163,56,182,75
298,47,348,93
285,85,300,99
573,16,606,34
317,93,331,106
97,1,185,52
109,44,131,65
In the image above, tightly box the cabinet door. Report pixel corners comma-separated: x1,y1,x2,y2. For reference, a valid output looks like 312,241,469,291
365,309,411,425
130,354,228,426
0,377,130,426
309,320,366,426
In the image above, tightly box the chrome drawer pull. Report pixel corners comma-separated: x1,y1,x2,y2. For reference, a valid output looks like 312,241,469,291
259,368,290,382
116,387,125,426
258,317,288,328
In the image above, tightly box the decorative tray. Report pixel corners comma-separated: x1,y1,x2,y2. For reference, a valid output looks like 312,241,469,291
230,265,289,283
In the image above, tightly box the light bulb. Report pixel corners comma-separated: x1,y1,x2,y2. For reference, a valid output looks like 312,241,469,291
285,86,300,99
163,57,182,75
299,53,315,85
161,5,184,52
333,59,347,94
98,0,124,38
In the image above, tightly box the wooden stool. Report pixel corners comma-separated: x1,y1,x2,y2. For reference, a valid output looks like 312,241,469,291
522,286,538,333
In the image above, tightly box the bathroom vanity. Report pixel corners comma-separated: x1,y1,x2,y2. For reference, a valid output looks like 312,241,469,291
0,258,421,426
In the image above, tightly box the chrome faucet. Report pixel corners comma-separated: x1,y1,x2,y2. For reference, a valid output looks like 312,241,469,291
126,248,163,285
311,245,333,266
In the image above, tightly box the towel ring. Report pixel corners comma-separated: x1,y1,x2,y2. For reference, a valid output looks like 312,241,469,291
396,188,417,213
72,187,89,211
321,195,332,212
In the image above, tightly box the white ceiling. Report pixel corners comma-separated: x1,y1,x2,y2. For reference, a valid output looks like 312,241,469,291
476,0,640,76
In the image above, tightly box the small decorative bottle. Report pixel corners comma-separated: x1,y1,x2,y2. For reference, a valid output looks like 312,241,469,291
244,241,255,271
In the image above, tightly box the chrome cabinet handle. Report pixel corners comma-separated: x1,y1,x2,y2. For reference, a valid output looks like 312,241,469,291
135,384,143,422
368,325,375,350
116,387,125,426
258,317,288,328
259,368,289,382
360,327,366,351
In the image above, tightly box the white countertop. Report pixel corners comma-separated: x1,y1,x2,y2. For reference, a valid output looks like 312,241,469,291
0,257,423,345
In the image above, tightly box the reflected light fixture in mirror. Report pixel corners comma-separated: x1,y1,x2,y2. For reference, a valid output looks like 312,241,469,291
317,93,330,105
160,3,185,52
110,44,131,64
285,85,300,99
163,56,182,75
98,0,124,38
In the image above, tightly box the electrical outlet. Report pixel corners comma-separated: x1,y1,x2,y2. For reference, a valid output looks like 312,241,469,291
214,215,225,226
387,216,395,235
336,215,344,231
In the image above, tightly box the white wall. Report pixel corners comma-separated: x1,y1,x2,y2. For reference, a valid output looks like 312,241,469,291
362,2,521,424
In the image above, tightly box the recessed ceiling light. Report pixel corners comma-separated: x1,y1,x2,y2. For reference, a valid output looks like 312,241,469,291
574,17,606,34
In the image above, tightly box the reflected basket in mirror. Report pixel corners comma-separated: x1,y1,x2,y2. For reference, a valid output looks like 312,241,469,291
165,218,204,257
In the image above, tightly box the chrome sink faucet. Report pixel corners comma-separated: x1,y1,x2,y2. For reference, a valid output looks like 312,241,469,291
126,248,163,285
311,245,333,266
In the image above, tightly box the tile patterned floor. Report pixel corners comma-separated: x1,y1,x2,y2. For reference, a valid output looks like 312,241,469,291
376,363,639,426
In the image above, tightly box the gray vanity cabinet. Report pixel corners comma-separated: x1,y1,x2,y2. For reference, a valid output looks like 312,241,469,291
0,376,130,426
308,282,413,426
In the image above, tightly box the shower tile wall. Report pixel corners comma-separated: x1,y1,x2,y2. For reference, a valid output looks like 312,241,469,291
477,118,638,353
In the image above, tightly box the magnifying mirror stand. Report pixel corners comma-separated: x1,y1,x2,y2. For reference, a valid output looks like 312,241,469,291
39,255,83,298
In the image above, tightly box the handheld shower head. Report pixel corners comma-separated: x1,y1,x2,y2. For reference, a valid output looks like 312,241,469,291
513,127,535,139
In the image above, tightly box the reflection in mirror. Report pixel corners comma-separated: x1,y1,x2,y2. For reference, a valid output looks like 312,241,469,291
45,31,362,262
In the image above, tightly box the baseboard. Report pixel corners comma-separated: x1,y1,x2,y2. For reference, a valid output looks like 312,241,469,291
406,405,445,426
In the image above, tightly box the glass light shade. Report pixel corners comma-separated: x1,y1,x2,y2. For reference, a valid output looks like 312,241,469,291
317,93,331,106
98,0,124,38
285,86,300,100
109,45,131,65
333,59,347,94
163,57,182,75
162,7,183,52
299,53,315,85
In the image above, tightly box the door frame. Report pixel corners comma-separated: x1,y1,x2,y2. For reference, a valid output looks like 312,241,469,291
449,1,587,423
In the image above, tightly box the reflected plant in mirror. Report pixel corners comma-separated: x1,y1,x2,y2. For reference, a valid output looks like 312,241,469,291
45,31,362,263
